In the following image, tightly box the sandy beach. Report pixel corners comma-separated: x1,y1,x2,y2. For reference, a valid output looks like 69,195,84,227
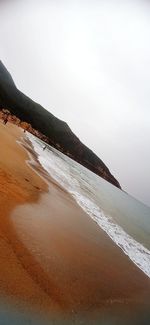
0,121,150,322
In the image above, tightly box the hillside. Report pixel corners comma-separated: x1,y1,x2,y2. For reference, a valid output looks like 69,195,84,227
0,61,121,188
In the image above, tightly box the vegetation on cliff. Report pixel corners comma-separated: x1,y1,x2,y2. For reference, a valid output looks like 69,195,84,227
0,61,121,188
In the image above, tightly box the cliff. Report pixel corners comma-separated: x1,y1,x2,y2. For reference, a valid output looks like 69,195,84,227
0,61,121,189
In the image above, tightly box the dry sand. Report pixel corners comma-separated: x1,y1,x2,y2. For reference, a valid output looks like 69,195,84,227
0,121,150,321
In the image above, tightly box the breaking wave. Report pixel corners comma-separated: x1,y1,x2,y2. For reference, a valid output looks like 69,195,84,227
28,134,150,278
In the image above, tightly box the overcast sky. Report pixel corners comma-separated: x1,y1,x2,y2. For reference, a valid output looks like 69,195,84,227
0,0,150,207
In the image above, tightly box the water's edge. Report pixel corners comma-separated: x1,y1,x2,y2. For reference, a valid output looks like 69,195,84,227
28,134,150,279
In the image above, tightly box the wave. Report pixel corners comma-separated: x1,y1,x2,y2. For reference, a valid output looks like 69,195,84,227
28,134,150,278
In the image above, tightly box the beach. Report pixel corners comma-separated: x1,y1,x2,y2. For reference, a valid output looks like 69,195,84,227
0,121,150,323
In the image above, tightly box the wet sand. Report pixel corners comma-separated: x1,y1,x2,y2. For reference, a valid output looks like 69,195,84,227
0,121,150,321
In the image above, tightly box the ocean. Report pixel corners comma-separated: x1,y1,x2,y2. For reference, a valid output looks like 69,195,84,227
28,133,150,279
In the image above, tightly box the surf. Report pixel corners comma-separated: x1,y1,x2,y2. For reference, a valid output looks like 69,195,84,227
28,134,150,278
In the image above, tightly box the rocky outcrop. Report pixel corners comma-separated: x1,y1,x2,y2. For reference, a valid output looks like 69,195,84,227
0,61,121,189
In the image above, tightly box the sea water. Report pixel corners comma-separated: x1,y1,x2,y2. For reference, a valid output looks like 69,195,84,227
27,134,150,279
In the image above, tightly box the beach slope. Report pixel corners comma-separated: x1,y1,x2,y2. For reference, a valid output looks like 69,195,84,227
0,122,150,322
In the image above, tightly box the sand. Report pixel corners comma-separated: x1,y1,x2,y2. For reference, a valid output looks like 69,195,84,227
0,121,150,322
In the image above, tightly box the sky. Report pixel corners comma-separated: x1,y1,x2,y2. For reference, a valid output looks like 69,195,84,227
0,0,150,207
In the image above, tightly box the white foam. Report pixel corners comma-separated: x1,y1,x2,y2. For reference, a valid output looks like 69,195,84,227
28,134,150,278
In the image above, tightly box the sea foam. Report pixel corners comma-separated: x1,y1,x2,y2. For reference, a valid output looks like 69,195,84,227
28,134,150,278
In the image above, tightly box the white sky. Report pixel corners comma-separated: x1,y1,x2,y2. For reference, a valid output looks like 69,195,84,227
0,0,150,207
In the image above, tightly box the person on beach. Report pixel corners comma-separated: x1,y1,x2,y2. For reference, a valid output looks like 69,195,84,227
3,114,9,125
43,145,46,151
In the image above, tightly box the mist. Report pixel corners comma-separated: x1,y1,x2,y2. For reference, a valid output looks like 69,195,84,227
0,0,150,206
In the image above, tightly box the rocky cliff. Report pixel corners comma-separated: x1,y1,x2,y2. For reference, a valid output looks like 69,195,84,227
0,61,121,189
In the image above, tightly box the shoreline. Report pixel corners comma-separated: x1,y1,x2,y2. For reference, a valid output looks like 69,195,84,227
0,122,150,321
29,133,150,279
